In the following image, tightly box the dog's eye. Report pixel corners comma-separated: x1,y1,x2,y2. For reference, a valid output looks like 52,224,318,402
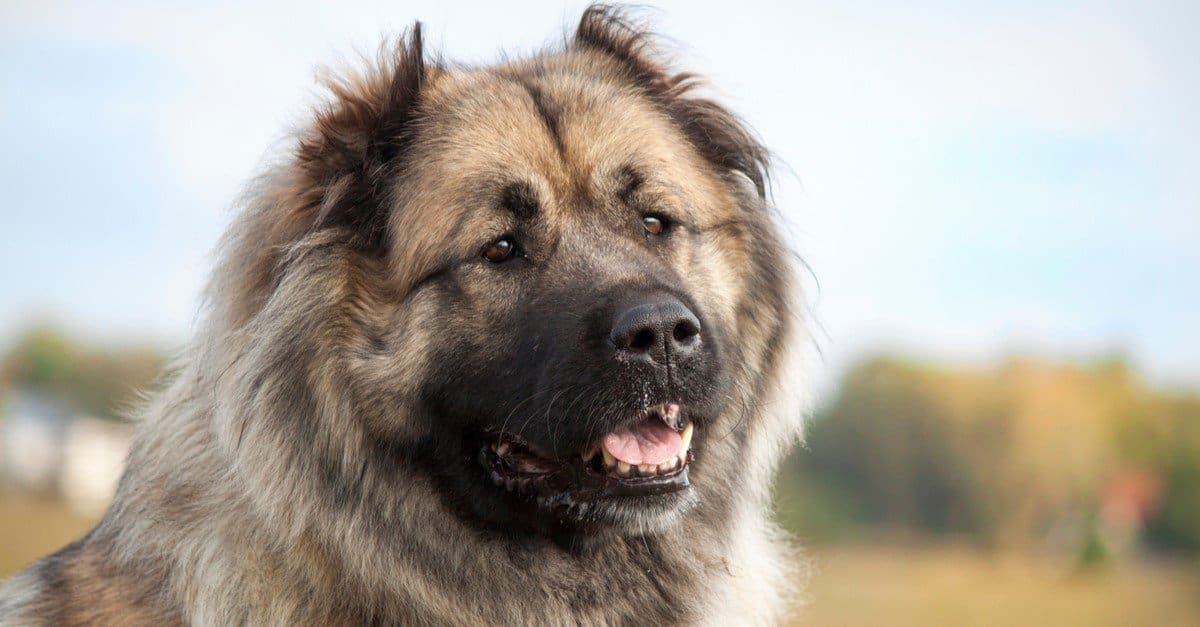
482,237,518,263
642,215,667,236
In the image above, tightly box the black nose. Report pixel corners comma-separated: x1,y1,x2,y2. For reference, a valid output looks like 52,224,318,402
610,294,702,364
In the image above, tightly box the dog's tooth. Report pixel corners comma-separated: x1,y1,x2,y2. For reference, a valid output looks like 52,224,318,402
663,403,681,428
602,448,617,469
582,444,599,462
657,460,674,474
680,423,694,452
496,441,510,456
638,463,656,475
617,461,631,476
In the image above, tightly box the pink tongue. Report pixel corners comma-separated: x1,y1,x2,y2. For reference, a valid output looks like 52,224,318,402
601,420,682,465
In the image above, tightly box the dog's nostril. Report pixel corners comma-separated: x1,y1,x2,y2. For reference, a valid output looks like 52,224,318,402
673,319,700,344
631,328,656,352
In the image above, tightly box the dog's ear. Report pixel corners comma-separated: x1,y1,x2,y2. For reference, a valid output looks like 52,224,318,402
296,23,426,253
573,6,769,198
215,26,425,326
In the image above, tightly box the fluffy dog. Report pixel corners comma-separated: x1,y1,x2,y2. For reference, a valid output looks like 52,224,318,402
0,6,807,625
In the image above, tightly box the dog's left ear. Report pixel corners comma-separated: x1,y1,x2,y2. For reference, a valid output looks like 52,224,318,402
296,22,426,252
573,6,769,198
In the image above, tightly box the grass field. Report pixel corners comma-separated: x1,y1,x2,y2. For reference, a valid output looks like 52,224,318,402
795,542,1200,626
0,491,95,577
3,493,1198,625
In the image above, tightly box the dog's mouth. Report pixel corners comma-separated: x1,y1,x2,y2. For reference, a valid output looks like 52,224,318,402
475,402,695,507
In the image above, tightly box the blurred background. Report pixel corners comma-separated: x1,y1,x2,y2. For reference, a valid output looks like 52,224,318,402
1,1,1197,624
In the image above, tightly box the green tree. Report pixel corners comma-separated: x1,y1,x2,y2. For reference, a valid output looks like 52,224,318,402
0,326,166,421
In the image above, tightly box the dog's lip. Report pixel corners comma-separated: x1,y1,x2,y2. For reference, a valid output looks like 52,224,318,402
476,402,695,499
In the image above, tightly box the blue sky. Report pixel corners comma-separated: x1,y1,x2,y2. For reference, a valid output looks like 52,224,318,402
1,0,1197,390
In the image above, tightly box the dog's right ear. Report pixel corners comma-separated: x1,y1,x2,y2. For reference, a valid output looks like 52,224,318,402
215,26,426,326
295,23,426,253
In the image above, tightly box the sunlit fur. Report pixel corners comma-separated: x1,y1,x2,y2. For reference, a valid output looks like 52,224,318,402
0,6,811,625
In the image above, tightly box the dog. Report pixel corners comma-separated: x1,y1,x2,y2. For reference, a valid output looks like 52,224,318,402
0,6,807,625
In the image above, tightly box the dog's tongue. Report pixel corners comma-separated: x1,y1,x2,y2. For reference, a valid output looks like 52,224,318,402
601,419,682,465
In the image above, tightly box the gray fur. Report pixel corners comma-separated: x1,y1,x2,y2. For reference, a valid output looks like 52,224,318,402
0,7,810,625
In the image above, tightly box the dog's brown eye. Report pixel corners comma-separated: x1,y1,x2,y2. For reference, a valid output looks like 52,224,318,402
642,215,666,235
482,237,517,263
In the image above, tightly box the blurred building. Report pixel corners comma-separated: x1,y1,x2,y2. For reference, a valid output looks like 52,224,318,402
0,390,69,493
1,389,132,517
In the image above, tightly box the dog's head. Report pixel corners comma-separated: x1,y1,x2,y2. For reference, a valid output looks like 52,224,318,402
213,7,796,544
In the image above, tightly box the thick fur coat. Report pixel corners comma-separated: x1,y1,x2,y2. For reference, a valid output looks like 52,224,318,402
0,7,808,625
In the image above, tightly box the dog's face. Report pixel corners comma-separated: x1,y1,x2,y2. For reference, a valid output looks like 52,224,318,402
397,67,751,536
226,11,788,545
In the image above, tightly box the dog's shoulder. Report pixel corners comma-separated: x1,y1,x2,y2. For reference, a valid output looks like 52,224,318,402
0,533,182,627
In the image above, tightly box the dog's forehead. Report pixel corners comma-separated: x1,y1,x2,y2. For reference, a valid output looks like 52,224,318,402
409,64,714,214
384,59,741,290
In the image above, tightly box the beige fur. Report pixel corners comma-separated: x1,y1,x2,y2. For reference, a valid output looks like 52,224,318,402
0,7,809,625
